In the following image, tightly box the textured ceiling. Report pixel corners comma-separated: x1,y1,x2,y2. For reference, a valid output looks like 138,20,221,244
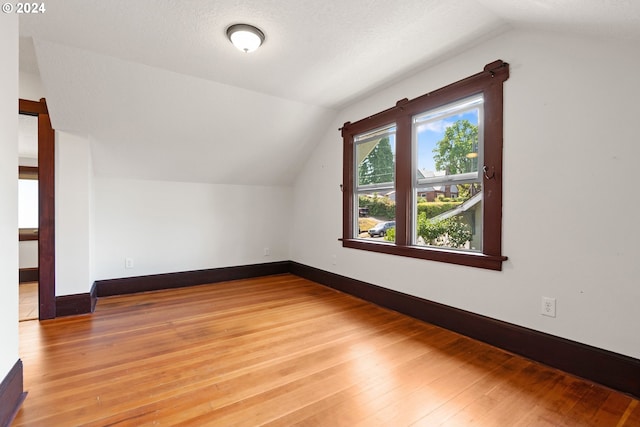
20,0,509,108
18,0,640,185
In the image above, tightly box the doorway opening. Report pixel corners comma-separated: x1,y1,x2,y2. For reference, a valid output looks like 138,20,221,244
19,98,55,320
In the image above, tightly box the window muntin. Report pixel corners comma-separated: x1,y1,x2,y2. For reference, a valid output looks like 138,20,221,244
412,95,483,252
354,124,396,242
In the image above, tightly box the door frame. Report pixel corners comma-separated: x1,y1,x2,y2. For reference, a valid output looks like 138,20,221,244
19,98,55,320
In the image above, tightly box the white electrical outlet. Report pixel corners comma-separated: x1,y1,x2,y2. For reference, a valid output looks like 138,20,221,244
125,257,134,269
331,254,337,265
263,247,270,257
541,297,556,317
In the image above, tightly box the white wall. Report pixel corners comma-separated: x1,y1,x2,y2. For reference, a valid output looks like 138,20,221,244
0,12,19,382
291,29,640,359
19,241,38,269
93,178,291,281
18,61,296,295
55,131,94,295
19,71,45,101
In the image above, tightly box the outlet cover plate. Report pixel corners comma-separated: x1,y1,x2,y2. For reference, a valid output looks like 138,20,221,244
541,296,556,317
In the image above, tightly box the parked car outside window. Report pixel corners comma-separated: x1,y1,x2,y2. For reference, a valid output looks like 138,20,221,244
368,221,395,237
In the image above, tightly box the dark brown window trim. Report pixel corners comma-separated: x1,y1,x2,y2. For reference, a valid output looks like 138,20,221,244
18,228,38,241
341,60,509,271
18,166,38,180
340,238,507,270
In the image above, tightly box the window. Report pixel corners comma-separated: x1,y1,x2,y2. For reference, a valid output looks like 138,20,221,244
413,94,483,251
18,166,39,241
341,60,509,270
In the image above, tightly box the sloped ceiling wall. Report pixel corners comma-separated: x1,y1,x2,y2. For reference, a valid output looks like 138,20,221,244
34,39,335,185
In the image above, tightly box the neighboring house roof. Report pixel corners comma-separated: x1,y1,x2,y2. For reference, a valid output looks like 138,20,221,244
418,169,446,179
419,185,459,194
416,169,459,194
431,191,482,222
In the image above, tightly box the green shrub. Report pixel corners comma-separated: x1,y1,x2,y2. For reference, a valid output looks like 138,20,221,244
384,227,395,242
416,212,472,248
416,202,460,219
358,197,462,222
443,217,473,248
358,194,395,220
436,195,454,202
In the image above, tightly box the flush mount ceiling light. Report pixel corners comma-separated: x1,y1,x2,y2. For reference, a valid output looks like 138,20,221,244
226,24,265,53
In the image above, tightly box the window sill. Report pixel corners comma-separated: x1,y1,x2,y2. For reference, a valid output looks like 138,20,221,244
341,238,507,271
19,228,39,241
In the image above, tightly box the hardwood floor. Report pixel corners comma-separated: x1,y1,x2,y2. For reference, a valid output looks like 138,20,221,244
19,282,38,322
14,274,640,426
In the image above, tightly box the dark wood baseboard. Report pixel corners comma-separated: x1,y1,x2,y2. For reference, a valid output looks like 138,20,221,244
55,292,93,317
0,360,26,427
19,268,38,283
54,262,291,318
289,262,640,399
94,261,291,298
54,283,98,318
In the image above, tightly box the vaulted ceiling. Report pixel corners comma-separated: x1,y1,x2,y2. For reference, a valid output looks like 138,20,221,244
19,0,640,185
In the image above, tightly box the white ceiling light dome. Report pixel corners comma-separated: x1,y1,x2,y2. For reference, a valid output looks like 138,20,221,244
226,24,265,53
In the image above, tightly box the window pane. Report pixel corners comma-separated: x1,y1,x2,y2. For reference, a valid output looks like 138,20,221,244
354,125,396,242
415,96,482,179
19,179,38,228
413,95,483,252
355,126,396,187
414,183,482,251
355,194,396,242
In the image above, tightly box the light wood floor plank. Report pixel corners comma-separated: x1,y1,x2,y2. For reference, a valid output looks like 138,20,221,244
13,274,640,426
19,282,38,321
